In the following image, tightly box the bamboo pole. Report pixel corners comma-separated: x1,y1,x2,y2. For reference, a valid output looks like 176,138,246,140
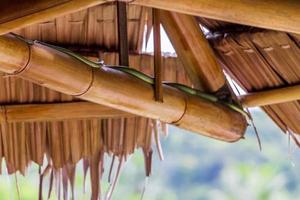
5,83,297,120
0,102,132,123
2,1,299,35
160,11,225,92
153,8,163,101
132,0,300,34
117,1,129,67
240,85,300,108
0,35,247,142
0,0,105,35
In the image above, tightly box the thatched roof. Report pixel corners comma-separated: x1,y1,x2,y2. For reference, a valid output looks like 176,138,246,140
14,3,150,53
0,50,191,173
0,1,299,199
211,29,300,134
180,17,300,135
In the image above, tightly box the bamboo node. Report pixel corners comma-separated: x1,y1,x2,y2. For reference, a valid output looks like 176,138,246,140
171,95,188,125
74,67,94,97
11,40,31,76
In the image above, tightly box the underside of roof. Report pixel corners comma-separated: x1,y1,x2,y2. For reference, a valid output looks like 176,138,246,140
0,1,299,199
210,27,300,134
0,50,191,174
2,1,298,164
14,3,151,53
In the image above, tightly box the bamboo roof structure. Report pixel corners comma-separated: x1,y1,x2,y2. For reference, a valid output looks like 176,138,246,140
0,1,299,199
211,29,300,134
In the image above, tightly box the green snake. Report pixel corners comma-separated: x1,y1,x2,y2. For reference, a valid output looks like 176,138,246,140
11,33,248,118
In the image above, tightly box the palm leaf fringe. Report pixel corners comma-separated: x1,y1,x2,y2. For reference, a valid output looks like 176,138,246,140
1,118,164,200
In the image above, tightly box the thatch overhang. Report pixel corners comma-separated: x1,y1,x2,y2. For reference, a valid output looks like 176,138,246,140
0,51,191,173
209,27,300,134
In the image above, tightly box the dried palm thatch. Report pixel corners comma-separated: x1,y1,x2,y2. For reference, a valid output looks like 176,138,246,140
0,1,299,199
13,3,151,54
211,30,300,135
0,51,192,199
0,4,165,199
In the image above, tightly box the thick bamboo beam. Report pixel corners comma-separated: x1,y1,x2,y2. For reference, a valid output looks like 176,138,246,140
240,85,300,108
0,0,105,35
0,35,247,142
160,11,225,92
0,102,132,123
132,0,300,34
2,1,299,35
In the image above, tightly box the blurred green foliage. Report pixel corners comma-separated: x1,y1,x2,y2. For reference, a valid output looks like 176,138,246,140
1,109,300,200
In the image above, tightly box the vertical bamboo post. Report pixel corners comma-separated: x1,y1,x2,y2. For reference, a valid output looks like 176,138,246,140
117,1,129,66
153,8,163,102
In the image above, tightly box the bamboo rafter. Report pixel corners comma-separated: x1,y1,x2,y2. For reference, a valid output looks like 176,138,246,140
240,85,300,108
0,0,106,35
1,83,298,125
160,11,226,92
132,0,300,34
2,83,299,124
0,34,247,142
0,101,132,123
1,1,300,36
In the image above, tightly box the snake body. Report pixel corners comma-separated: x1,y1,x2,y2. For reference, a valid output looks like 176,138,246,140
112,67,218,102
12,34,248,118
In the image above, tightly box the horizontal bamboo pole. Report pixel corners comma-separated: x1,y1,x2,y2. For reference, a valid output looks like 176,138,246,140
0,102,132,123
0,35,247,142
240,85,300,108
160,11,225,92
132,0,300,34
2,1,299,35
0,0,105,35
2,85,297,123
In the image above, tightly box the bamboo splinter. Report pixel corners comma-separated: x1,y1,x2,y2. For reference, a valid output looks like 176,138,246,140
0,35,247,142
